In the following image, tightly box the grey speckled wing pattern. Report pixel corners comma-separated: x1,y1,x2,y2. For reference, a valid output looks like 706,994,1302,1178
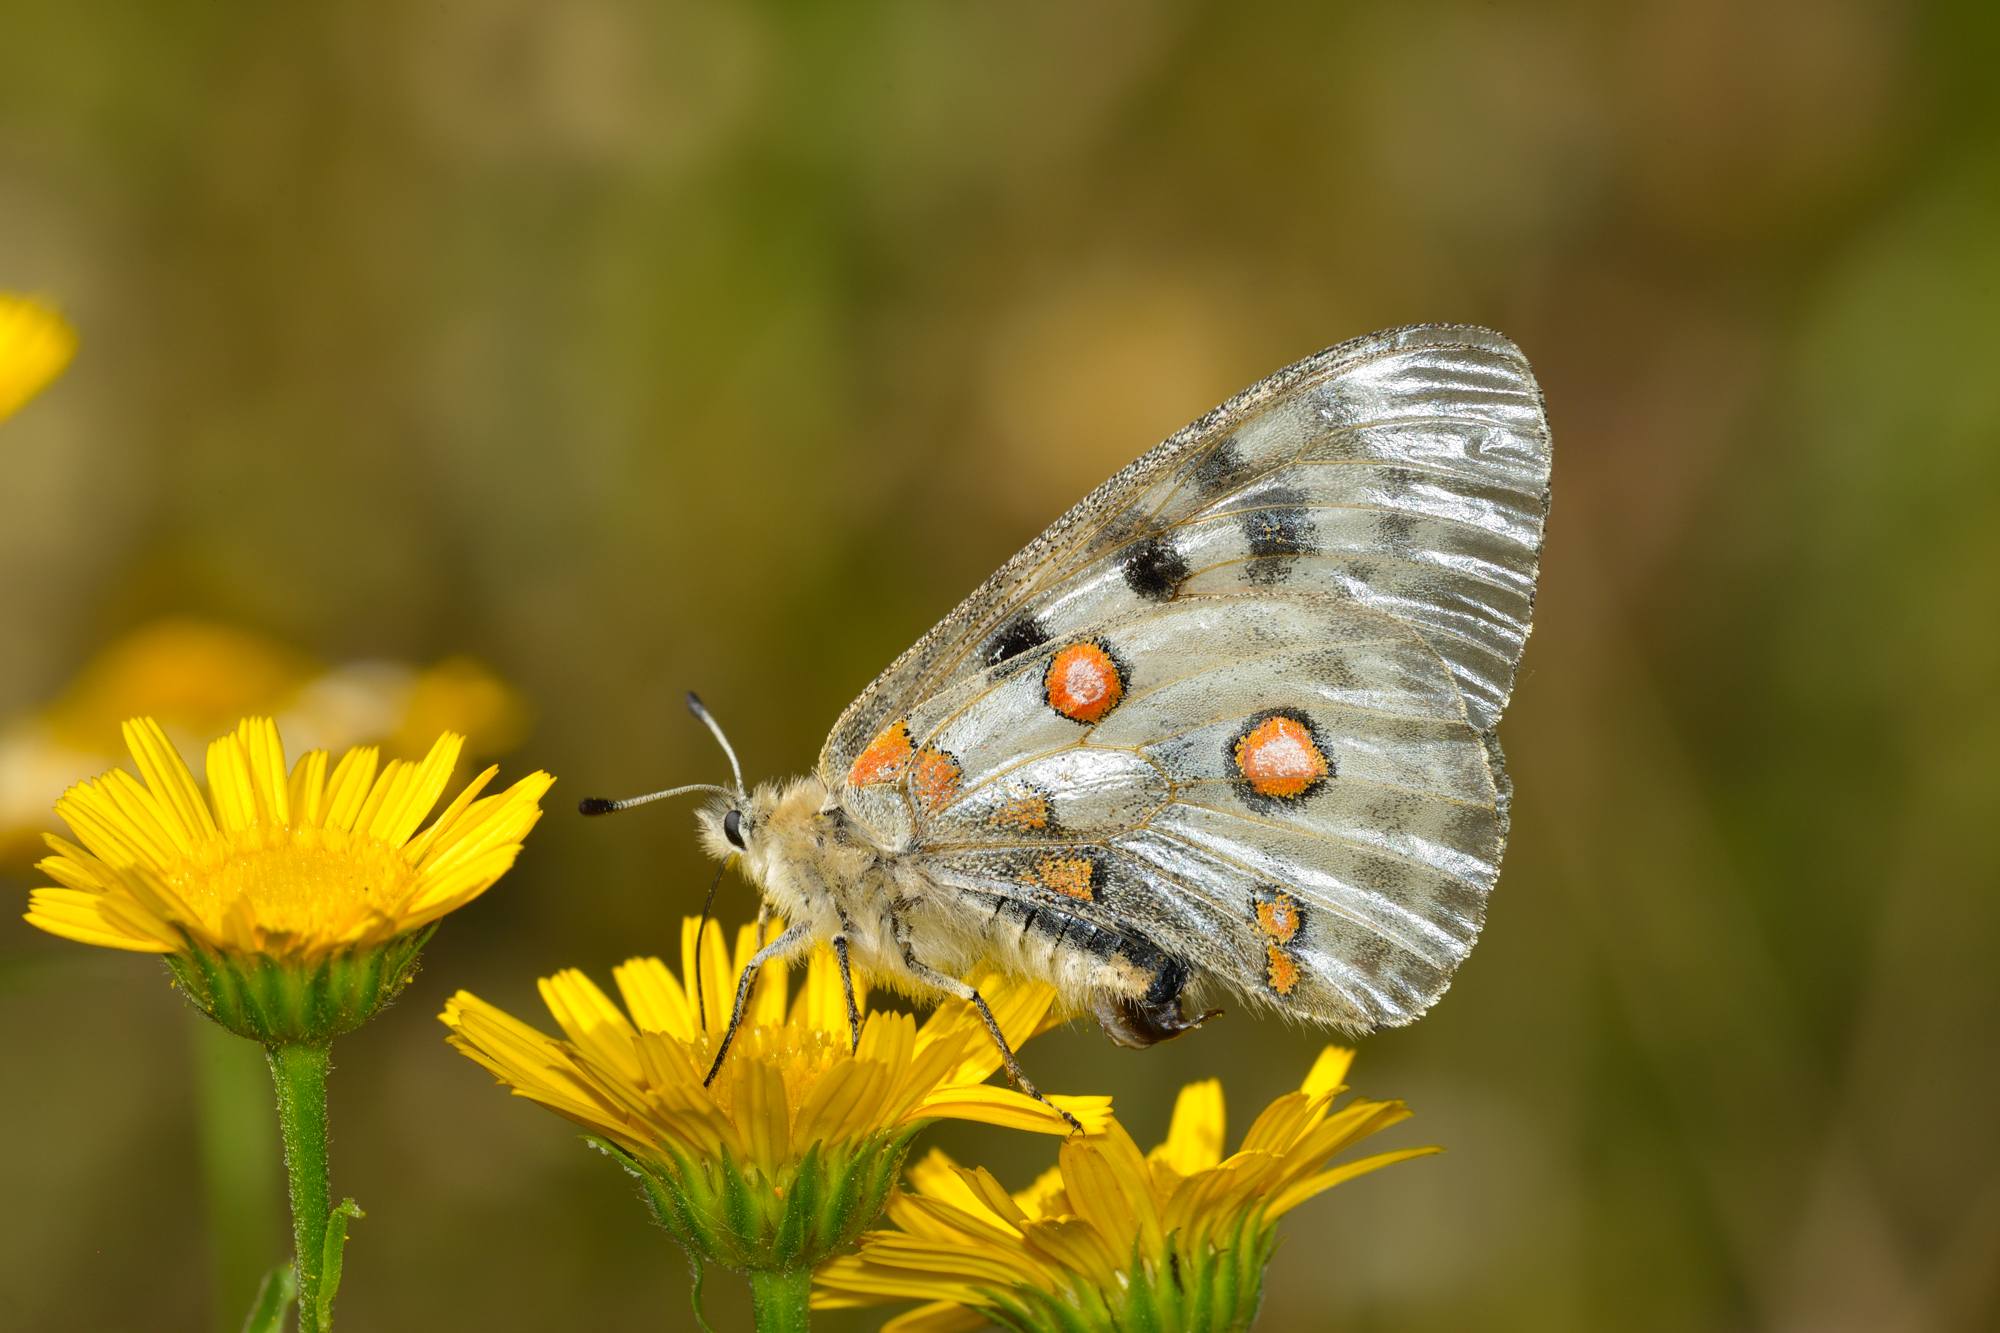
826,324,1550,1031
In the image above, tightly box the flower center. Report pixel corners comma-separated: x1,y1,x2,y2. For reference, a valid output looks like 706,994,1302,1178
167,825,421,940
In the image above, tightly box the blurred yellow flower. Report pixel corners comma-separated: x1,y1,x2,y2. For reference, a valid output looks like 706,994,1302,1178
0,294,76,422
0,618,530,863
25,716,552,1040
814,1048,1438,1333
442,919,1110,1278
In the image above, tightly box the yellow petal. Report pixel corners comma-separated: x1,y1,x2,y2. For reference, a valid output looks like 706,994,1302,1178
612,956,696,1040
878,1301,992,1333
121,717,217,844
320,745,379,831
733,1055,792,1178
1301,1045,1354,1100
204,730,257,832
288,749,330,828
369,731,461,846
24,888,176,951
1151,1078,1225,1177
1264,1145,1443,1220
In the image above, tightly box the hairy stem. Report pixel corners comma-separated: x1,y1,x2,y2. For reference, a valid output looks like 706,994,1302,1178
266,1042,333,1333
746,1267,812,1333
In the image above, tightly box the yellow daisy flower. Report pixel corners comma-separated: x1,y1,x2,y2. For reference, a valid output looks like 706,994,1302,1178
26,715,553,1042
0,293,76,423
814,1048,1438,1333
442,918,1111,1318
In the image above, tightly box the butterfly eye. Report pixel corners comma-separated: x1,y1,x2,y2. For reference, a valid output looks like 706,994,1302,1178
723,809,747,850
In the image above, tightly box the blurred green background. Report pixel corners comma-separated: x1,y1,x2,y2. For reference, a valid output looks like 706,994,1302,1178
5,0,2000,1329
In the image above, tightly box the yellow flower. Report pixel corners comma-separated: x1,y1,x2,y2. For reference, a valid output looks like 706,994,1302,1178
25,715,552,1041
814,1048,1439,1333
0,294,76,423
442,918,1111,1276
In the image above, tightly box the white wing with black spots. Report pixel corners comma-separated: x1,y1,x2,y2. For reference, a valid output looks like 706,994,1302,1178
824,324,1549,1032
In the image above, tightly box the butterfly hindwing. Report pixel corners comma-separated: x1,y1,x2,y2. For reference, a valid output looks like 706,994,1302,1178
827,324,1549,1031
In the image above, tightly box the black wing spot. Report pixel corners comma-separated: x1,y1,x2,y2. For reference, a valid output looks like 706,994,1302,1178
1192,437,1255,493
1122,533,1191,602
1243,494,1315,587
982,613,1051,668
1242,489,1317,558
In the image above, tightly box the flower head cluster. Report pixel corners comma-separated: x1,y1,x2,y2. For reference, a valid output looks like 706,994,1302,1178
27,716,552,1041
443,918,1110,1274
814,1047,1437,1333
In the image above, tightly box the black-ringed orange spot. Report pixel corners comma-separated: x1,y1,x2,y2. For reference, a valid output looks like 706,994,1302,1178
1233,711,1330,801
1255,891,1302,944
910,745,963,809
848,720,913,787
1265,946,1299,996
1045,642,1124,724
1029,854,1097,901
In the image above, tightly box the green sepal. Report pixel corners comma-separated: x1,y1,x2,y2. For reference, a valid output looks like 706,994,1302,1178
587,1121,925,1275
315,1198,364,1330
167,926,435,1043
239,1262,299,1333
969,1208,1280,1333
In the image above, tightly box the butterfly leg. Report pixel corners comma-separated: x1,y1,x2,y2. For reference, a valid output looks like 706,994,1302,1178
703,921,813,1088
893,916,1084,1135
830,907,863,1053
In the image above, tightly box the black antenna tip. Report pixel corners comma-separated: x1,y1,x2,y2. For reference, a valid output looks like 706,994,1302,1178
685,691,706,716
578,797,618,816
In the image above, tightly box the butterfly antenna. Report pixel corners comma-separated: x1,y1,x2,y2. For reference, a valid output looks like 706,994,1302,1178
577,783,734,816
693,861,726,1032
685,692,746,798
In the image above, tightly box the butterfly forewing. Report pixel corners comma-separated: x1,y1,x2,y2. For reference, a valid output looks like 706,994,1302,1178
825,324,1549,1032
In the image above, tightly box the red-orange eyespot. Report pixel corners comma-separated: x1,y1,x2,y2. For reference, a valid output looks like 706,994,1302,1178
1044,642,1125,724
848,720,914,787
1255,893,1302,944
1265,946,1299,995
1030,854,1097,901
1234,714,1329,800
910,746,963,810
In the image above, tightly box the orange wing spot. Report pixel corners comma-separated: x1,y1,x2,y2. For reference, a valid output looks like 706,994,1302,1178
1255,893,1302,944
1044,642,1125,724
848,720,914,787
910,746,963,809
1266,945,1299,995
993,784,1052,832
1235,715,1329,799
1030,854,1096,901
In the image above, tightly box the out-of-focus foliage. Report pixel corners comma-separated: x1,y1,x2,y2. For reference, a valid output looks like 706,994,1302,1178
2,1,1997,1330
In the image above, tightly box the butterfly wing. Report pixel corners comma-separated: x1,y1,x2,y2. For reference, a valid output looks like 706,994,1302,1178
826,324,1549,1030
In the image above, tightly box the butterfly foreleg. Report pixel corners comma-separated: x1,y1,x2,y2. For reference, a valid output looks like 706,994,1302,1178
890,906,1083,1135
831,904,863,1053
703,921,814,1087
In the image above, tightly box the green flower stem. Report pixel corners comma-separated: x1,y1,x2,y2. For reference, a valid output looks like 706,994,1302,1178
746,1268,812,1333
267,1041,333,1333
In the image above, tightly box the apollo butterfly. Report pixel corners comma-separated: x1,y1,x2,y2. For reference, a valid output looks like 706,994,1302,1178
586,324,1551,1124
